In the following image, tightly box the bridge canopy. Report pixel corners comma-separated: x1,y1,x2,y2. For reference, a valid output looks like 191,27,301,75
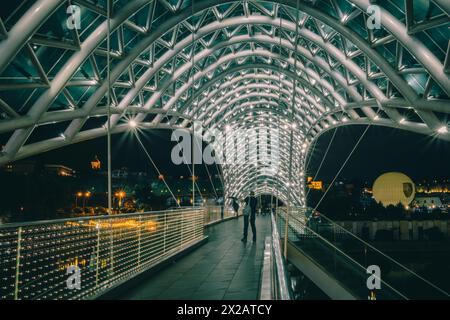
0,0,449,203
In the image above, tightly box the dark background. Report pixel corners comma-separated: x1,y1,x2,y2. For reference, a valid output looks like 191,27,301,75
23,125,450,183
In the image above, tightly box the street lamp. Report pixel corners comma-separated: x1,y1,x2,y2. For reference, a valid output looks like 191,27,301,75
83,191,91,211
115,191,126,210
75,192,83,208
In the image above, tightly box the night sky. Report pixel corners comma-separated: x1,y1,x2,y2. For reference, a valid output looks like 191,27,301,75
306,125,450,183
23,124,450,184
26,129,218,179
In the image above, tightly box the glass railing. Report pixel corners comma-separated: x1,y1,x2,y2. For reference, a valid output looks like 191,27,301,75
0,208,205,300
260,213,292,300
277,207,450,300
204,206,237,225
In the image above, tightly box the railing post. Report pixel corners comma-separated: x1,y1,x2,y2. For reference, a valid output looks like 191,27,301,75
14,227,22,300
109,220,114,277
200,209,204,237
197,208,202,239
180,210,184,248
275,194,279,222
163,213,167,254
137,216,142,268
95,224,100,288
284,207,290,259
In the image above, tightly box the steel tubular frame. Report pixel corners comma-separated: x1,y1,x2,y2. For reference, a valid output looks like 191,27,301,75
0,0,449,204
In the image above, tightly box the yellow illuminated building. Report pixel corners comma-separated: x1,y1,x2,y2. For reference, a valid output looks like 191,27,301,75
91,156,101,170
307,177,323,190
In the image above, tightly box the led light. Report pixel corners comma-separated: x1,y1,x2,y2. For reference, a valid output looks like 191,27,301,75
437,126,448,134
374,115,379,121
129,120,138,128
399,118,406,124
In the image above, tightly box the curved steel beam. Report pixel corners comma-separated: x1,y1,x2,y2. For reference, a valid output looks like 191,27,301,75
2,0,150,162
352,0,450,96
189,73,330,118
0,0,64,74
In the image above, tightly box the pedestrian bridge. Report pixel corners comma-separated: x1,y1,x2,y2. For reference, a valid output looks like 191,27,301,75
1,206,449,300
0,0,449,207
0,0,450,301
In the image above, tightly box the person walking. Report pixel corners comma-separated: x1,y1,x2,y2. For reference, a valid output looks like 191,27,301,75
241,191,258,243
230,197,239,217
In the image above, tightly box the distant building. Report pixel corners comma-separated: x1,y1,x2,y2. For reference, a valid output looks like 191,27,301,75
91,156,101,170
413,197,442,209
2,162,76,177
44,164,76,177
307,177,323,190
2,162,36,175
331,180,355,197
360,193,374,208
112,168,129,179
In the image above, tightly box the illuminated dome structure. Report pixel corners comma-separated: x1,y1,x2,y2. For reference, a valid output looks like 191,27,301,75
372,172,415,207
0,0,449,207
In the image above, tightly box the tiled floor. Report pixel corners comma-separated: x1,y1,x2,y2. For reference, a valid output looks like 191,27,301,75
118,215,271,300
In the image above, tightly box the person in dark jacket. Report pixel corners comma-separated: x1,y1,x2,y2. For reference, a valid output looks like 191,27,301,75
241,191,258,243
230,197,239,217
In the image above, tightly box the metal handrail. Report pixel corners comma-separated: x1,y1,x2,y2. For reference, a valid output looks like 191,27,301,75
259,237,273,300
270,213,292,300
0,205,240,300
0,205,238,229
260,213,292,300
0,208,206,300
0,207,204,229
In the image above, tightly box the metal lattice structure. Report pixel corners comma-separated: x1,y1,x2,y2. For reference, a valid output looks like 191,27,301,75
0,0,449,206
